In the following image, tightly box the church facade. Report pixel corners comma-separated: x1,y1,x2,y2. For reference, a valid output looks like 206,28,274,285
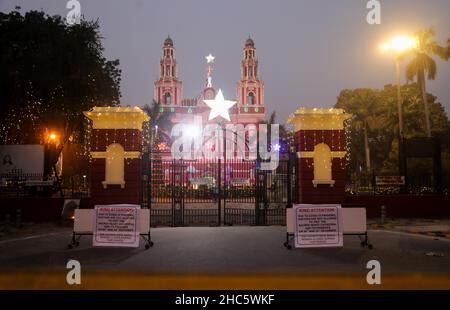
153,36,266,129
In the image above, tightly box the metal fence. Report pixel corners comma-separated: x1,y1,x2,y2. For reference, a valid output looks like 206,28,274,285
346,172,450,195
0,173,54,198
224,208,256,226
150,208,219,227
223,207,286,226
0,172,89,198
150,207,287,227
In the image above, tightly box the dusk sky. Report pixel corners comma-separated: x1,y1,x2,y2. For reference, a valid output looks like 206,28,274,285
1,0,449,123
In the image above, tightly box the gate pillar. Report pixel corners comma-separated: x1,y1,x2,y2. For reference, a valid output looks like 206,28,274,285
84,107,149,206
288,108,351,204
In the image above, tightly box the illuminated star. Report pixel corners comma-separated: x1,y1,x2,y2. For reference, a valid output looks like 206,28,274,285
273,143,281,152
205,53,215,63
203,89,236,122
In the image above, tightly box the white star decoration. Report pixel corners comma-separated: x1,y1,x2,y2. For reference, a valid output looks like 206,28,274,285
205,53,215,63
203,89,236,122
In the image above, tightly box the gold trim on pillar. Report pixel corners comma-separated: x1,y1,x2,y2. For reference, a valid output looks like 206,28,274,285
287,108,351,131
312,180,336,187
91,151,141,159
83,106,150,131
297,151,346,159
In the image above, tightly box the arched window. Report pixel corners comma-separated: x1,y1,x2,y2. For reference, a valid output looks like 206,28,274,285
313,143,334,187
103,143,125,188
248,92,255,105
164,92,171,104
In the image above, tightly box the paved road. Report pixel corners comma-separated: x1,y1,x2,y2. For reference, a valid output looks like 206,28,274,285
0,226,449,275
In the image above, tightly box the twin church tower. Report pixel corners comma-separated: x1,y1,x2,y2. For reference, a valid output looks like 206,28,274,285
153,36,266,125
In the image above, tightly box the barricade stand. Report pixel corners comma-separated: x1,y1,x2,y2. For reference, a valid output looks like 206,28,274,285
68,208,153,250
283,207,372,250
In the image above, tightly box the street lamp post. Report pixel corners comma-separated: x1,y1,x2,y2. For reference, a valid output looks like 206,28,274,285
46,132,64,197
381,35,417,180
47,132,58,177
395,57,404,138
381,36,416,138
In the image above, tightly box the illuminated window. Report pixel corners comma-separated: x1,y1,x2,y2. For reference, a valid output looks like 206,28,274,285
312,143,335,187
103,143,125,189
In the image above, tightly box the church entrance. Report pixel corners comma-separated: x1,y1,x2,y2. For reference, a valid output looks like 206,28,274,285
144,155,296,227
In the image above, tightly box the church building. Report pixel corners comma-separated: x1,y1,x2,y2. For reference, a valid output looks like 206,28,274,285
153,36,266,130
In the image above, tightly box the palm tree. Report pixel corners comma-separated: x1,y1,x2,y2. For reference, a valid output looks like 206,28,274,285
142,100,172,151
405,28,448,137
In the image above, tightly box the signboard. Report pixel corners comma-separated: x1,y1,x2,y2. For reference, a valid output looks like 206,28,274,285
231,178,250,185
190,177,215,186
375,176,405,186
0,145,44,175
93,204,140,247
294,204,343,248
25,180,55,187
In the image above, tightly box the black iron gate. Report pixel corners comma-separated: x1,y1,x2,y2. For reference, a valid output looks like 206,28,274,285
224,154,296,226
146,153,296,227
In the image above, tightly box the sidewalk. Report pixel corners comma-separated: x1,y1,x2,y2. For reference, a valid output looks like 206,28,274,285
368,218,450,239
0,222,71,242
2,218,450,242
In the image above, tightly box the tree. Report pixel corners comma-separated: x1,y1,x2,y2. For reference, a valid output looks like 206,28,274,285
335,84,450,177
0,10,121,162
336,89,382,171
405,28,448,137
142,100,172,151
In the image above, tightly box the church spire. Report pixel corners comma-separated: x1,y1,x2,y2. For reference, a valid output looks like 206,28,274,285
154,36,182,105
237,36,264,107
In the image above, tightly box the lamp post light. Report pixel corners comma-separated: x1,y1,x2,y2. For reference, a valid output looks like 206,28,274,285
381,35,417,189
381,35,417,139
46,132,59,176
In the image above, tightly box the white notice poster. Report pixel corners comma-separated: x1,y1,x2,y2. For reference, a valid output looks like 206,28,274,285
93,204,140,247
294,204,343,248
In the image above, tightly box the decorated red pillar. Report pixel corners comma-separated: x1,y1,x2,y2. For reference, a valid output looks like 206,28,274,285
84,107,149,206
288,108,351,204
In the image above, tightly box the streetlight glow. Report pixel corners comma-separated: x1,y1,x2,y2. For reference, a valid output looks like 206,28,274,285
381,35,417,54
48,133,57,142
